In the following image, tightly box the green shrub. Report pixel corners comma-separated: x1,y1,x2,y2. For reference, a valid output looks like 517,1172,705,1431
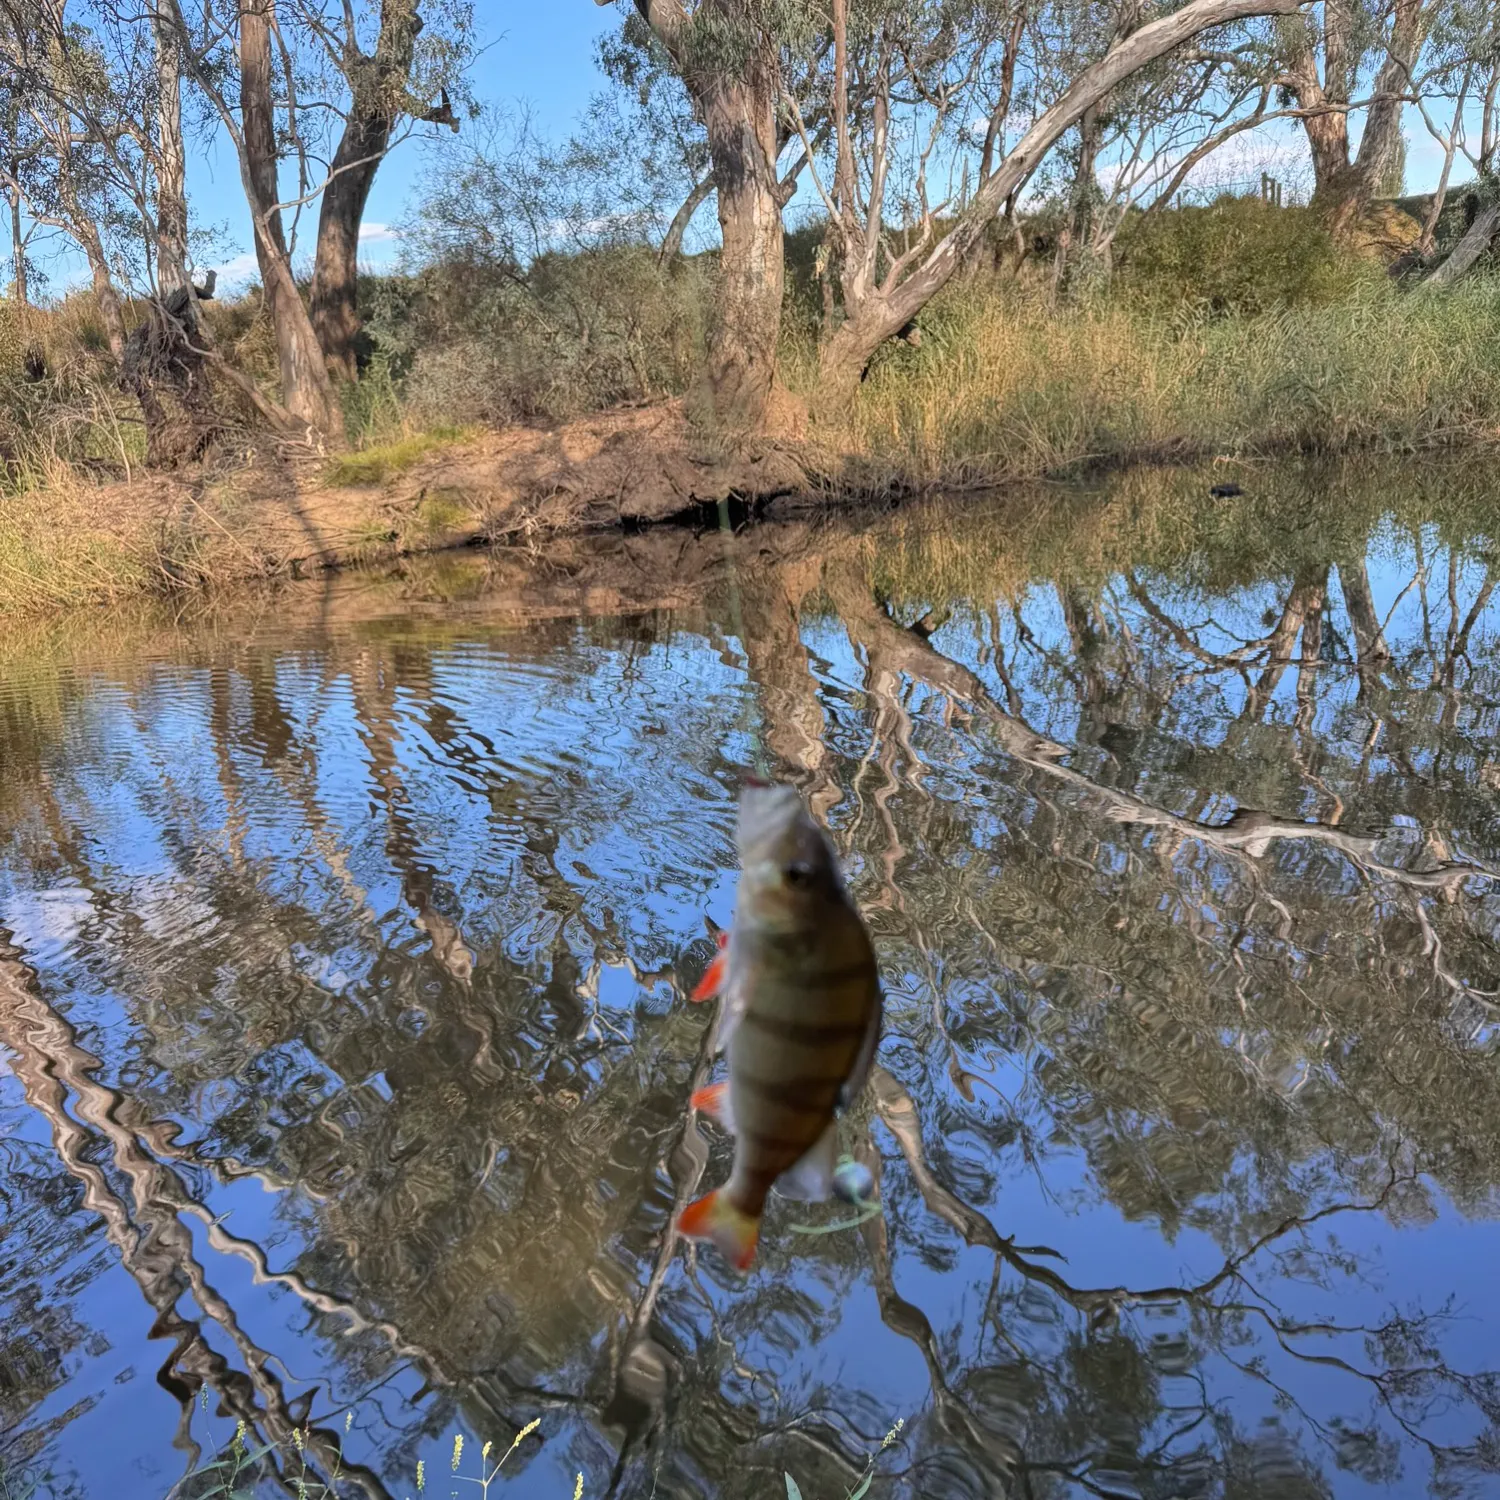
368,245,712,428
340,352,407,448
1115,196,1354,316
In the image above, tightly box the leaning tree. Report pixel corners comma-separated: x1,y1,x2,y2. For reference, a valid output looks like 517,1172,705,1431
608,0,1308,438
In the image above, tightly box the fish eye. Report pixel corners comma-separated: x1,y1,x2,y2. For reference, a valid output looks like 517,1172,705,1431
783,860,815,887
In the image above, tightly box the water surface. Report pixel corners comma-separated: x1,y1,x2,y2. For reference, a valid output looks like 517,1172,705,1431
3,462,1500,1499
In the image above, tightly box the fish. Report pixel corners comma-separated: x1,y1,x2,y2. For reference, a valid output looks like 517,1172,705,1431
689,929,729,1003
677,780,882,1271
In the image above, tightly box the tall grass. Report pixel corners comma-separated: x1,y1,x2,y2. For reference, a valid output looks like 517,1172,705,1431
804,275,1500,488
0,483,159,612
9,200,1500,619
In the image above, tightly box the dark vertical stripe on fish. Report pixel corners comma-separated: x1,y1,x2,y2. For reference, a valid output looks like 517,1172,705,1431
736,1071,844,1112
738,1010,872,1046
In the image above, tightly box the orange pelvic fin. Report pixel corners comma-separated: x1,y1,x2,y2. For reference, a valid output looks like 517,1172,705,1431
690,1081,735,1132
677,1189,760,1271
690,951,727,1002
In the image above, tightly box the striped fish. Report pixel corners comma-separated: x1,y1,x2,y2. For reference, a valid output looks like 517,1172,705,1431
678,780,882,1270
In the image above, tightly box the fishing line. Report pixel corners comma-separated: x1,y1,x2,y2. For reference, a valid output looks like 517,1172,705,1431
788,1199,882,1236
788,1156,882,1236
717,496,774,781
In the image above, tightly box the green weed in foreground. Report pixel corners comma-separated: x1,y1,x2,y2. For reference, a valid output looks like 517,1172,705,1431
783,1416,905,1500
324,425,476,487
435,1421,553,1496
166,1404,902,1498
0,1463,41,1500
168,1409,578,1500
170,1410,357,1498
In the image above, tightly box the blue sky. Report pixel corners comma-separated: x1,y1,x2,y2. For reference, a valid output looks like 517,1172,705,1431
37,2,1475,294
196,3,623,290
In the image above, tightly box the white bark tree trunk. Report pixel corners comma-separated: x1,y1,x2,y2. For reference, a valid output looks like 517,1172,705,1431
816,0,1305,392
152,0,189,297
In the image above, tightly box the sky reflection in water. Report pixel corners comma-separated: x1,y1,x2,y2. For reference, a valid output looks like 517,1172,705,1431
2,462,1500,1500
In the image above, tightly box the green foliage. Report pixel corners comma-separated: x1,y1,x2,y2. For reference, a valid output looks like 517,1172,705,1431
166,1412,568,1500
340,352,407,448
1115,196,1351,316
324,425,473,486
380,248,712,427
782,1417,904,1500
385,105,715,425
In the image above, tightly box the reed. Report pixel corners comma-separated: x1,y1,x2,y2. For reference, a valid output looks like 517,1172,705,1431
8,261,1500,619
165,1412,575,1500
801,275,1500,489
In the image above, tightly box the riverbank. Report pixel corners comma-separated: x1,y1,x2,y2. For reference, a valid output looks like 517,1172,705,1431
4,449,1497,662
0,402,808,615
6,275,1500,617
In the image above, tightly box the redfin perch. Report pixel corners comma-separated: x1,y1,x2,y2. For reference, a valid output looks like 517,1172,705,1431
678,781,882,1270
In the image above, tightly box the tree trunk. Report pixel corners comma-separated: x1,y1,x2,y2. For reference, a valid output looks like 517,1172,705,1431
1482,60,1500,172
1418,80,1466,257
1305,0,1427,236
83,233,126,361
699,63,785,438
307,112,386,383
35,14,126,360
308,0,429,382
152,0,189,297
7,175,24,305
239,0,343,439
659,175,714,263
1304,114,1355,210
1423,202,1500,287
630,0,786,438
1059,105,1105,293
814,0,1302,394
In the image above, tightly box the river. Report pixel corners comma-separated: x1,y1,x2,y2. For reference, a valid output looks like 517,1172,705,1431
2,459,1498,1499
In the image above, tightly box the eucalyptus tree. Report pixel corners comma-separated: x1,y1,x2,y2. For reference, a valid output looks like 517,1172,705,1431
0,0,135,357
595,11,715,259
1275,0,1432,234
151,0,473,439
610,0,1306,436
805,0,1307,395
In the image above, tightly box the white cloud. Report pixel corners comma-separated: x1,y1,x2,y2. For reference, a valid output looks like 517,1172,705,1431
214,223,398,289
214,251,262,290
1,888,95,951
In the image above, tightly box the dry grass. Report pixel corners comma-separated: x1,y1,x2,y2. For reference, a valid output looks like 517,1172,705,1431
0,477,164,613
10,247,1500,620
798,276,1500,488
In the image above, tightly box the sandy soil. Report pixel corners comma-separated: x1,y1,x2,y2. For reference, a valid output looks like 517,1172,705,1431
0,400,821,616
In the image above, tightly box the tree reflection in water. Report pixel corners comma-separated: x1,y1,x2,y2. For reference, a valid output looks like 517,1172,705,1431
1,461,1499,1499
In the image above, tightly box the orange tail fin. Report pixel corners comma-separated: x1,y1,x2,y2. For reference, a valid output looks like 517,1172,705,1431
690,951,727,1003
677,1190,760,1271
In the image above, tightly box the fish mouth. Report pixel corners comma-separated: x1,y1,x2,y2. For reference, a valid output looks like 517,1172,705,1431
737,780,817,868
743,773,772,789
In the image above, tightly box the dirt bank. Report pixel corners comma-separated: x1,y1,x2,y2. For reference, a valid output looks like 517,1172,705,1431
0,400,822,616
